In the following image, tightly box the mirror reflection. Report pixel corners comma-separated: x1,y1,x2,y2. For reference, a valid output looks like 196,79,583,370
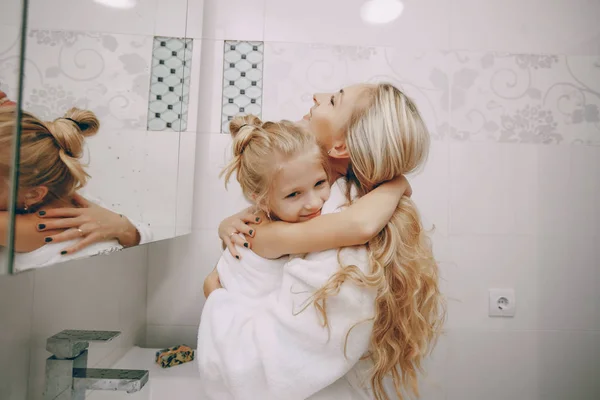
1,0,195,274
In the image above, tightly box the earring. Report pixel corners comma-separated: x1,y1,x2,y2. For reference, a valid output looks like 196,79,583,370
23,204,29,212
327,149,332,155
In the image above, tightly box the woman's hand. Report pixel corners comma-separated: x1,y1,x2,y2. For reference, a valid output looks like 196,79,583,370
37,193,140,255
218,207,262,259
203,267,222,298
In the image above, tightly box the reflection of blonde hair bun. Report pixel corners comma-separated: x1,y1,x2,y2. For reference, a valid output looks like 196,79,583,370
0,106,100,207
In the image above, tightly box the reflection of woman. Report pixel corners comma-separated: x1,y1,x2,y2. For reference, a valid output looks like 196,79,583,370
0,103,151,271
200,83,444,399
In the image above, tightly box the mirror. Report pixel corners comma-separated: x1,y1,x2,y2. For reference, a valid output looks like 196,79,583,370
2,0,197,274
0,0,26,274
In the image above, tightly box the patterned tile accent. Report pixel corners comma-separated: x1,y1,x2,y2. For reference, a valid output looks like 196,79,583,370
221,41,264,133
148,37,193,131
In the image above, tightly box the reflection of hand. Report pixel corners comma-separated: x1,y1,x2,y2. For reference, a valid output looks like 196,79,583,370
218,207,261,260
37,193,140,255
203,267,222,298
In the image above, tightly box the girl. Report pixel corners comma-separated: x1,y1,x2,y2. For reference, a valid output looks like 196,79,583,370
0,105,151,270
212,115,333,298
203,83,443,400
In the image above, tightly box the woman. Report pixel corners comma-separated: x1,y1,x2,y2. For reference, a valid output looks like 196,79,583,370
202,83,444,400
0,102,151,270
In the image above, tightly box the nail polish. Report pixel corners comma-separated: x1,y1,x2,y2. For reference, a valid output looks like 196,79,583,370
244,242,249,248
61,250,67,255
38,210,46,216
38,224,46,230
249,229,253,235
255,217,260,222
44,237,53,243
235,255,240,260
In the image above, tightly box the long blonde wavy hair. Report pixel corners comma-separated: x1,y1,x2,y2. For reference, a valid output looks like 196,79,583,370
220,115,328,216
311,83,445,399
0,106,99,211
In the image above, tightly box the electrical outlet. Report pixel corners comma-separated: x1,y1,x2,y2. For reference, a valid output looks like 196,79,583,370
489,288,516,317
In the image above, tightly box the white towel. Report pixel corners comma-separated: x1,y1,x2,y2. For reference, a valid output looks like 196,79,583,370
197,179,377,399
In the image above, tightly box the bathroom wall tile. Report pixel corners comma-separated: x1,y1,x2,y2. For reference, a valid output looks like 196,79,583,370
154,0,190,38
192,133,250,231
85,129,181,243
537,145,600,240
221,41,264,133
175,131,197,236
264,0,451,50
541,55,600,146
146,324,200,349
450,0,600,55
186,39,203,131
445,330,540,400
446,330,600,400
147,37,193,132
199,0,265,41
536,331,600,400
445,235,539,331
196,39,225,133
22,30,152,131
140,131,180,242
449,142,538,235
0,272,34,400
536,235,600,331
0,24,23,98
262,42,450,140
0,0,23,29
27,0,160,36
147,231,222,328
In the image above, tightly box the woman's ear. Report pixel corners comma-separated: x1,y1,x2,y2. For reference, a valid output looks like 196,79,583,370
328,141,350,159
22,186,49,207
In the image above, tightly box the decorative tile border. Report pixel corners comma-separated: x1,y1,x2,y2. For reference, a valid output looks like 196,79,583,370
148,37,193,132
221,41,264,133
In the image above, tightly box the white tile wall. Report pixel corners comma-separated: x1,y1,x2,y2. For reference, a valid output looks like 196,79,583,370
450,0,600,55
264,0,451,50
0,272,34,400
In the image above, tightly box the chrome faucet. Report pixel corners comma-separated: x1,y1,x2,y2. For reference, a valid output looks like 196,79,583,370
43,330,149,400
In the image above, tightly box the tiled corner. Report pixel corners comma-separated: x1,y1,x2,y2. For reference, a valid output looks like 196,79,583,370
148,36,193,132
221,41,264,133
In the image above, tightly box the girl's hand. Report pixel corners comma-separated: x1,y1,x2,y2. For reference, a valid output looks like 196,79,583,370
203,267,223,298
37,193,140,255
218,207,262,259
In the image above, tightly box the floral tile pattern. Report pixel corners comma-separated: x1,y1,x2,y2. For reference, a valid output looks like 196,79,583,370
21,30,151,130
448,52,600,145
148,37,193,132
221,41,264,134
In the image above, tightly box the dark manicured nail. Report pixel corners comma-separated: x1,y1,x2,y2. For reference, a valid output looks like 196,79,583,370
249,229,253,235
255,217,260,222
235,255,240,260
44,237,53,243
38,210,46,216
38,224,46,230
244,242,249,248
61,250,68,255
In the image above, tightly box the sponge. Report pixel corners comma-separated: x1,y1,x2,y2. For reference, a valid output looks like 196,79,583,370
155,345,195,368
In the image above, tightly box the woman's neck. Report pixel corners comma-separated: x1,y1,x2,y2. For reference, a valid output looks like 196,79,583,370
328,157,350,183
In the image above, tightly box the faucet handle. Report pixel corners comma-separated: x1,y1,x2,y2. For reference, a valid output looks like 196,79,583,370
47,330,121,359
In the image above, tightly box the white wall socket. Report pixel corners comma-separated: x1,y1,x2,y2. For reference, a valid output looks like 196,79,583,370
488,288,516,317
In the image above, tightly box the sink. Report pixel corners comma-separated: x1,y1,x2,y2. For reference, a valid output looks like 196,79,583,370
86,347,201,400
